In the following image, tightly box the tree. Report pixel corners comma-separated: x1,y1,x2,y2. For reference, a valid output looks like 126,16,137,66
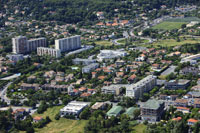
133,109,140,119
79,107,91,119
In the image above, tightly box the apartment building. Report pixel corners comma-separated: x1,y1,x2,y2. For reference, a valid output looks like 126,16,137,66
37,47,61,58
12,36,47,54
141,99,164,122
27,38,47,52
101,84,128,95
72,58,96,65
126,75,157,99
55,35,81,52
165,79,190,90
12,36,28,54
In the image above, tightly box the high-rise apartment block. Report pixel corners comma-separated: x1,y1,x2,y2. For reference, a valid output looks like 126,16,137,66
12,36,28,54
55,35,81,52
27,38,47,52
12,36,47,54
37,47,61,58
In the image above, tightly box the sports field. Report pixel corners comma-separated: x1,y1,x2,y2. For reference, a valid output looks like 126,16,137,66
152,21,187,30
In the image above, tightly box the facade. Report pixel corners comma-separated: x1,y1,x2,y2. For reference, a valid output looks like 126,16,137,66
165,79,190,90
82,63,99,73
60,101,89,117
12,36,27,54
72,58,96,65
12,36,47,54
141,99,164,122
27,38,47,52
181,54,200,65
37,47,61,58
101,84,128,95
55,35,81,52
126,75,157,99
180,67,199,76
6,54,24,62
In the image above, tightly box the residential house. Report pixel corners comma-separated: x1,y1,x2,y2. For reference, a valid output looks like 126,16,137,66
91,102,106,110
188,119,199,126
176,107,190,113
174,99,188,107
33,116,43,123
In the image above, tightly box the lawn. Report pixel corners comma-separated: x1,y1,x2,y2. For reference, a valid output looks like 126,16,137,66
117,38,149,45
32,106,88,133
95,40,113,46
117,39,126,44
131,124,147,133
152,21,187,30
150,38,200,47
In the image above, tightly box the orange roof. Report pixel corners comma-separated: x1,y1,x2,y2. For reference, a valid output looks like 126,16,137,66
73,89,79,93
88,89,96,92
188,119,199,123
95,68,102,72
33,116,43,121
96,22,104,26
121,20,129,24
128,74,137,80
176,107,190,110
112,23,119,26
172,117,182,121
79,87,87,91
106,23,112,26
92,72,97,75
98,76,105,80
81,92,91,97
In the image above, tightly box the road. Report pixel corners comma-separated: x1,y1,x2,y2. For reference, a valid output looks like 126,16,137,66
0,82,12,104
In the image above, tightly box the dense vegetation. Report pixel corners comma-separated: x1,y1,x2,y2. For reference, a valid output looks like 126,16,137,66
1,0,200,24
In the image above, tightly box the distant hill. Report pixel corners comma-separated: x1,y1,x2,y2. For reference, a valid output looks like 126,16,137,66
1,0,200,24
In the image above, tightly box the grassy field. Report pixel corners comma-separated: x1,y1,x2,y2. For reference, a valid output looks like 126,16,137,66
117,38,149,45
131,124,147,133
152,21,187,30
32,106,87,133
95,40,113,46
117,39,126,44
166,17,200,22
149,38,200,47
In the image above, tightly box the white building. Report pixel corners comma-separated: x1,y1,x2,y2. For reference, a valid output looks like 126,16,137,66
60,101,89,117
82,63,99,73
37,47,61,58
55,35,81,52
97,49,127,62
101,84,128,95
27,38,47,52
181,54,200,65
126,75,157,99
12,36,28,54
72,58,96,65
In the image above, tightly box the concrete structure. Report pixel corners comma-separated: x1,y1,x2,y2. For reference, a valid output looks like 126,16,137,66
55,35,81,52
27,38,47,52
165,79,190,90
73,58,96,65
141,99,164,122
97,49,127,61
12,36,47,54
101,84,128,95
180,67,199,76
6,54,24,62
60,101,89,117
12,36,27,54
126,75,157,99
181,54,200,65
82,63,99,73
37,47,61,58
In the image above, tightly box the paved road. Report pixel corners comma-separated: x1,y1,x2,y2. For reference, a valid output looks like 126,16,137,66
0,82,12,104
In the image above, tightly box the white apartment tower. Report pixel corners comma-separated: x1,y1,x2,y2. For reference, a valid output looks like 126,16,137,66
55,35,81,52
12,36,28,54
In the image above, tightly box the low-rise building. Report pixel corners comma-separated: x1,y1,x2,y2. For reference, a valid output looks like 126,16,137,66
82,63,99,73
6,54,24,62
72,58,96,65
91,102,106,110
187,119,199,126
37,47,61,58
33,116,43,123
141,99,164,122
20,83,40,90
101,84,127,95
174,99,188,107
180,67,199,76
176,107,190,113
165,79,190,90
60,101,89,117
106,106,123,118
